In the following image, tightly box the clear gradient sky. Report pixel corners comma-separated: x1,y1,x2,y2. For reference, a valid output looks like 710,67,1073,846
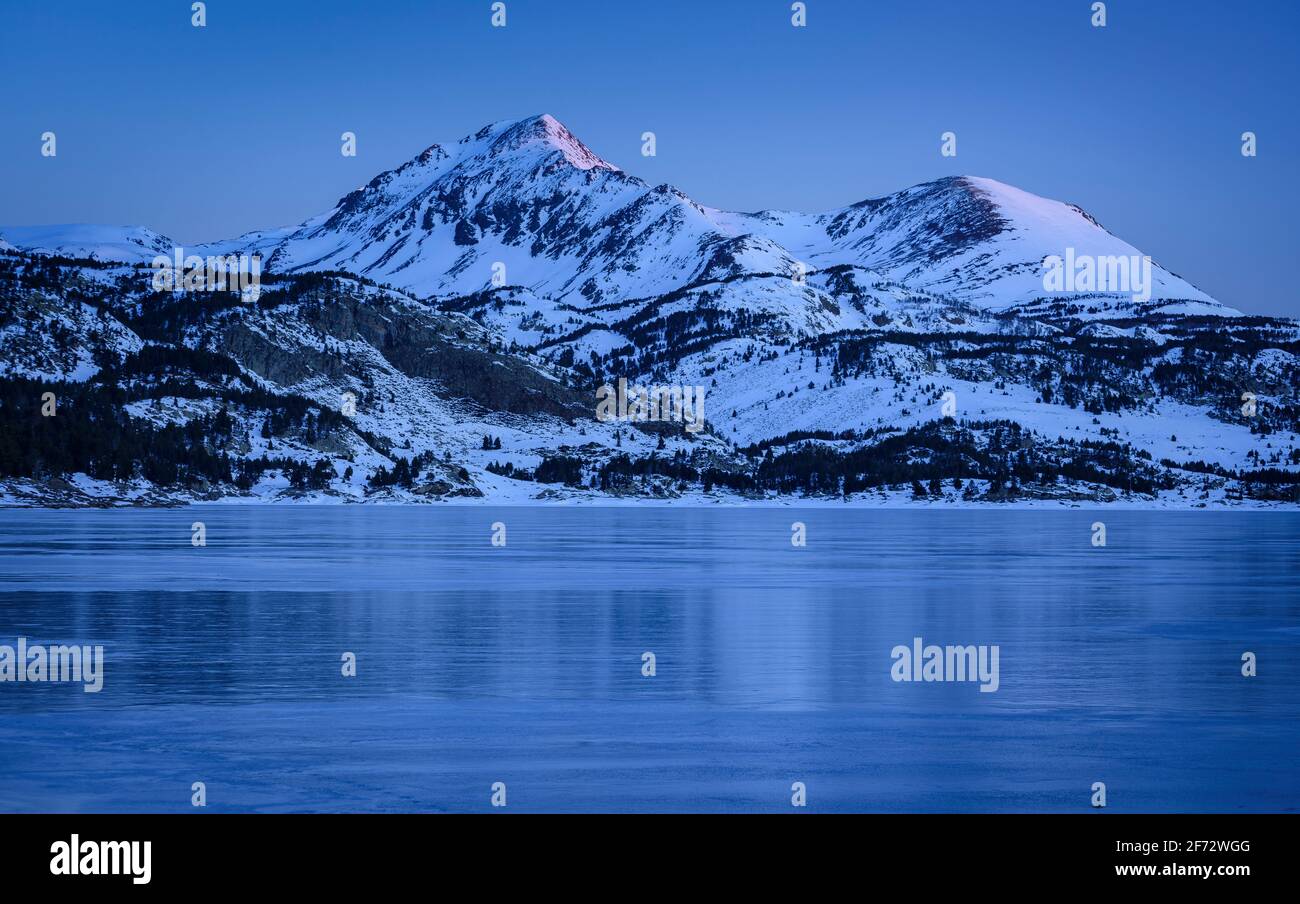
2,0,1296,316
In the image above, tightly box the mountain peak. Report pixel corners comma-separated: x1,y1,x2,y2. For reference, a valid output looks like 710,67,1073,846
482,113,620,172
2,120,1217,315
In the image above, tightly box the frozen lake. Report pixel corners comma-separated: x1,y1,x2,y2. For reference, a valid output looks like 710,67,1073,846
0,506,1297,812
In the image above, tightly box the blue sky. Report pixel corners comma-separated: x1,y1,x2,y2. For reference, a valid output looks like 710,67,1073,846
2,0,1296,316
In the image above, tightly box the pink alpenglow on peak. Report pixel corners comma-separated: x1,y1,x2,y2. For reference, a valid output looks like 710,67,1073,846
1,116,1224,316
492,113,622,172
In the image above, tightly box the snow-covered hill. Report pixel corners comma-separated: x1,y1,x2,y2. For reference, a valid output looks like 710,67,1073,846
5,115,1224,315
201,117,1219,317
0,116,1293,507
0,224,176,265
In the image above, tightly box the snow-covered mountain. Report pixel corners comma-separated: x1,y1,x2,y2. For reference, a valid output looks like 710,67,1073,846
5,114,1221,314
0,224,176,264
1,115,1294,507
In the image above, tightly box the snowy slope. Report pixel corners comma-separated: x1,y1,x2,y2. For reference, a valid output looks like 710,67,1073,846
181,116,1227,318
806,176,1218,311
4,116,1231,323
1,115,1291,508
0,224,176,264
